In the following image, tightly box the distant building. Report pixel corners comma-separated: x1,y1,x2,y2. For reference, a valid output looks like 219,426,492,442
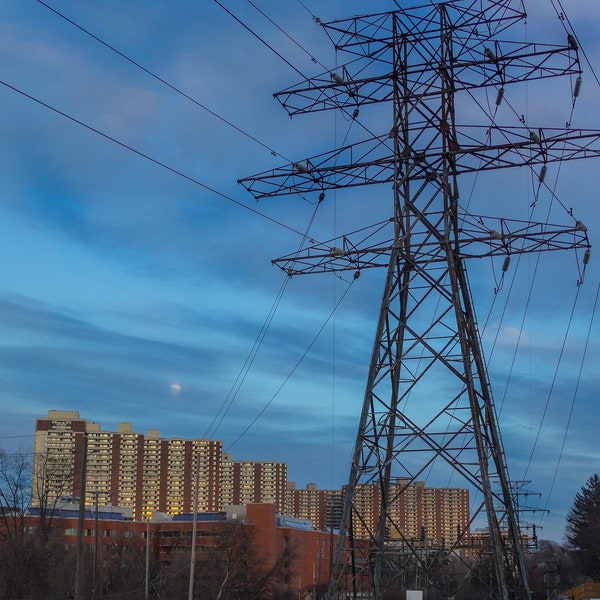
387,478,470,546
221,454,287,514
286,482,343,531
17,502,336,597
460,527,531,560
286,479,469,546
33,411,470,546
33,411,284,519
342,480,469,545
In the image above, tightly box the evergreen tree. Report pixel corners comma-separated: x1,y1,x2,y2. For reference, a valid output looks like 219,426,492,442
565,474,600,581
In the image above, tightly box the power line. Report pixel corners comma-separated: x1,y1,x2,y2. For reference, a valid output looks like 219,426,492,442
294,0,317,21
205,192,326,441
523,285,581,480
213,0,308,80
33,0,286,161
226,276,356,451
32,0,379,226
550,0,600,88
217,0,400,181
0,77,307,240
543,279,600,511
244,0,327,70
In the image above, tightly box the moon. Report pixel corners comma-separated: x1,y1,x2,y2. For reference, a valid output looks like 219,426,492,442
169,383,182,395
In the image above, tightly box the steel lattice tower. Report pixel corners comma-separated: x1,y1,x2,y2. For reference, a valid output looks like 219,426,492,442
239,2,596,599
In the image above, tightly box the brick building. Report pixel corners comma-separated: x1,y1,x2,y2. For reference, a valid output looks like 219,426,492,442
286,482,343,532
33,411,470,547
21,502,335,597
33,411,285,519
286,480,469,546
222,454,287,513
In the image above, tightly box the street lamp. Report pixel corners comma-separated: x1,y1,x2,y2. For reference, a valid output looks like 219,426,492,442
74,435,105,600
91,490,103,597
188,450,200,600
74,432,88,600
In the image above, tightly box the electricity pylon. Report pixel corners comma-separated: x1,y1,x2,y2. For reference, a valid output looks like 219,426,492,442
239,2,596,599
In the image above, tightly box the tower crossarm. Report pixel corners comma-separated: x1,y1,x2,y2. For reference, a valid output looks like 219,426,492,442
272,216,589,276
238,128,600,199
275,42,579,116
321,3,526,58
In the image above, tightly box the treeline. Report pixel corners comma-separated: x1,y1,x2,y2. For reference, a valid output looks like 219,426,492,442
0,448,293,599
1,448,599,599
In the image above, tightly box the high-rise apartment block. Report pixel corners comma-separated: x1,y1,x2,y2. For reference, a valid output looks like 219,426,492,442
285,482,343,531
286,480,469,545
221,454,287,513
33,411,469,541
33,411,285,519
391,479,469,545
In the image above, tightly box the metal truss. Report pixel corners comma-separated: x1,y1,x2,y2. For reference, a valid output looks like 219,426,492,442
239,1,594,599
238,127,600,198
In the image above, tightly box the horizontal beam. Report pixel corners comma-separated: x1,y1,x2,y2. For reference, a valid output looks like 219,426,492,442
275,44,579,116
272,216,590,276
238,128,600,199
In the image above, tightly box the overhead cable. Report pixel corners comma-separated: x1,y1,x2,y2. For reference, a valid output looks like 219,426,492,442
550,0,600,88
213,0,308,80
245,0,327,70
226,277,356,451
543,280,599,511
34,0,286,160
0,77,307,240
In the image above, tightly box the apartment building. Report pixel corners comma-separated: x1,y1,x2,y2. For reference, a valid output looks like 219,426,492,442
286,482,343,531
32,410,85,505
286,480,469,545
33,411,468,543
381,479,469,545
33,411,287,519
221,454,287,513
33,411,223,519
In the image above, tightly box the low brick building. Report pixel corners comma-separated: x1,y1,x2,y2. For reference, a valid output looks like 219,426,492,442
21,502,336,597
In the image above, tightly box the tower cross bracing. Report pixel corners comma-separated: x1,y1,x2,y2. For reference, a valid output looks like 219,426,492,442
239,2,596,599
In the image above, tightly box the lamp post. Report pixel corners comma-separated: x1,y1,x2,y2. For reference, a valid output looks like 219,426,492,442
92,491,101,597
188,450,200,600
74,432,88,600
145,519,150,600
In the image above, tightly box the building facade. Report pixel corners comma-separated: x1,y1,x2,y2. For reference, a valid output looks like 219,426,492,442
33,411,469,544
388,479,470,545
286,480,469,546
286,482,343,531
33,411,288,519
18,502,336,598
221,454,287,514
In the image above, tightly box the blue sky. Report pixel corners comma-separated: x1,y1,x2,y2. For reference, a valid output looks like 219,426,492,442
1,0,599,542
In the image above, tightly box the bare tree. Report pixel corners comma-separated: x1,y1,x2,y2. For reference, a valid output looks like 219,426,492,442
0,448,30,534
191,521,294,600
0,447,74,599
30,449,74,536
99,535,151,599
